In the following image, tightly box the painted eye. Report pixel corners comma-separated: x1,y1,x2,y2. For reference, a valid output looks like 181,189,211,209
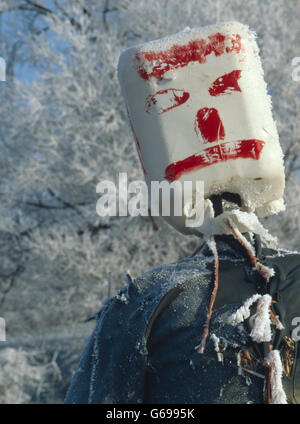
145,88,190,114
209,70,242,96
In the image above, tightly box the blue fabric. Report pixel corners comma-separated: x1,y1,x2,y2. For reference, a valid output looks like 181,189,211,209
65,236,300,404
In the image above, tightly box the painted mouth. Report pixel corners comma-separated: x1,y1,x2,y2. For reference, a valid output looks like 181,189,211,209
164,139,265,182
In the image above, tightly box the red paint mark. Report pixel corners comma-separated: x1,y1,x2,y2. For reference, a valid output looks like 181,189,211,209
226,34,242,53
126,107,147,175
164,139,265,181
209,70,242,96
136,33,242,81
195,108,225,143
146,88,190,114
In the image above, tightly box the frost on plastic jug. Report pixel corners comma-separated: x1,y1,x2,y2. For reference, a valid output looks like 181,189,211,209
118,22,285,235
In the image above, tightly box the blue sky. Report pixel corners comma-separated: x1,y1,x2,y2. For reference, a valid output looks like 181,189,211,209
0,0,63,83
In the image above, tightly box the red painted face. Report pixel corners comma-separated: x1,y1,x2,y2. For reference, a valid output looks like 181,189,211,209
133,32,265,180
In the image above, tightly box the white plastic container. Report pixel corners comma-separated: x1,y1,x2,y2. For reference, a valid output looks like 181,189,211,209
118,22,285,234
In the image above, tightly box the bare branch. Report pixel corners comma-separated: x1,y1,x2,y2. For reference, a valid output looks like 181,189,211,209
102,0,118,31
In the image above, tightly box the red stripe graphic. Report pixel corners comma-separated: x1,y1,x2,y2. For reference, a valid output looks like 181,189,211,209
136,33,242,81
145,88,190,114
195,107,225,143
209,70,242,96
164,139,265,182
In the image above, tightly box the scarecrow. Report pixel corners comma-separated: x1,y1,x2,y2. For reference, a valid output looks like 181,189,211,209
65,22,300,404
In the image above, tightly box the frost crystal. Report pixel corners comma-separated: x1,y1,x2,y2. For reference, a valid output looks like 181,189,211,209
210,333,224,363
264,350,287,404
116,292,129,304
255,262,275,282
250,294,273,342
228,294,283,343
227,294,261,325
225,216,275,281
